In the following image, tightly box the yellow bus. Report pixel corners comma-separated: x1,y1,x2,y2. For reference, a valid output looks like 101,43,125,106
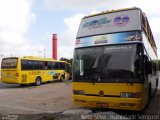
72,7,159,111
1,56,71,86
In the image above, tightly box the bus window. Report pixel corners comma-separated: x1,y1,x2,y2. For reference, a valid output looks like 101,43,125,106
44,62,48,70
52,62,59,69
21,60,28,70
38,61,44,70
60,62,65,70
2,58,18,69
34,61,39,70
27,61,34,70
48,62,52,70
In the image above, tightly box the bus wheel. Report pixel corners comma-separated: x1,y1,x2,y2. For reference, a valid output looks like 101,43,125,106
148,86,151,103
145,86,151,110
68,76,72,80
35,77,41,86
60,75,65,82
155,79,159,92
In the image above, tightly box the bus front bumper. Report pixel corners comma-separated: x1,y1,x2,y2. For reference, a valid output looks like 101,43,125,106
73,95,144,111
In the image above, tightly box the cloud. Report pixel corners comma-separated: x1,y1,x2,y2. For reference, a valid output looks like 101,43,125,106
43,0,132,11
44,0,160,58
0,0,37,58
57,13,85,59
46,0,160,58
43,0,160,18
150,17,160,34
131,0,160,17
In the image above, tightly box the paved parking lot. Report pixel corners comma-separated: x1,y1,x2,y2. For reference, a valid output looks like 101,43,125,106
0,80,79,114
0,80,160,120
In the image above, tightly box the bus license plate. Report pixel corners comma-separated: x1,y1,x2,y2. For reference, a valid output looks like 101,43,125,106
96,103,108,107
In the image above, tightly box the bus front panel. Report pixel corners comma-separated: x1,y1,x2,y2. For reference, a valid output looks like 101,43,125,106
72,82,145,111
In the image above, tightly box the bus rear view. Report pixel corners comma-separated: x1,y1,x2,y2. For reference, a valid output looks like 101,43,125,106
72,7,158,111
1,57,19,84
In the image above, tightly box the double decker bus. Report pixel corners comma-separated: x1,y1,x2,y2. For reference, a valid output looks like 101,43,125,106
72,7,159,111
1,56,71,86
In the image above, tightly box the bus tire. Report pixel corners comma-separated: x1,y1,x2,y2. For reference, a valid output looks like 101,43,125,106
60,75,65,82
145,85,151,110
68,75,72,80
35,77,41,86
68,76,72,80
148,85,151,103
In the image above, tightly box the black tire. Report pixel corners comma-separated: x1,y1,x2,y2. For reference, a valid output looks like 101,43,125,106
144,86,151,111
35,77,41,86
68,77,72,80
155,79,159,92
148,86,151,103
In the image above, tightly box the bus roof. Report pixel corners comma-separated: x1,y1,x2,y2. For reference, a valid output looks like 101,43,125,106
22,56,54,61
2,56,70,64
83,7,141,19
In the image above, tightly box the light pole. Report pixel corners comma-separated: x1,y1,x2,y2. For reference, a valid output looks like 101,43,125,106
43,49,46,58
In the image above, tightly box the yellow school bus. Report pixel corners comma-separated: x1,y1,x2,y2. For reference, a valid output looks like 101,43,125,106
1,56,71,86
72,7,159,111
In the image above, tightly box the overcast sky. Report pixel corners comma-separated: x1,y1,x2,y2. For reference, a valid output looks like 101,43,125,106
0,0,160,60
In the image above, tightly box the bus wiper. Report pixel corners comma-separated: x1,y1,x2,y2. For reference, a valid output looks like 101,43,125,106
107,69,135,83
109,69,134,77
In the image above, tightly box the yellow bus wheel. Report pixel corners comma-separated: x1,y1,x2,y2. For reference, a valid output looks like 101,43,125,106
35,77,41,86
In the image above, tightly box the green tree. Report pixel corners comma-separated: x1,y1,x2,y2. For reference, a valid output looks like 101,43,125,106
60,57,72,65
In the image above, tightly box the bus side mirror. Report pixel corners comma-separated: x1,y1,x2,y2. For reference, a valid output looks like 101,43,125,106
144,55,152,75
145,61,152,75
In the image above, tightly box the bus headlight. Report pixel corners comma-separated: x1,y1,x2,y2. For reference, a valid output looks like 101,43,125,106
120,92,141,98
73,90,85,95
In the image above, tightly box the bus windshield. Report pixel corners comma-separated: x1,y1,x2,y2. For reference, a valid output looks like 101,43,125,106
1,58,18,69
73,44,141,83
